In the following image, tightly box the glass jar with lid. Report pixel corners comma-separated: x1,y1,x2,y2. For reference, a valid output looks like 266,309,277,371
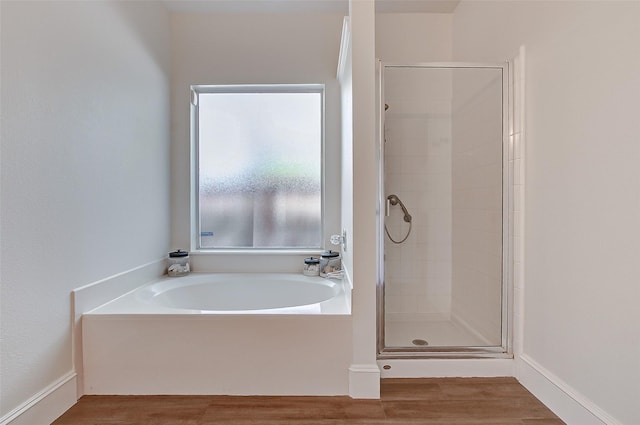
319,250,341,277
303,257,320,276
167,249,190,277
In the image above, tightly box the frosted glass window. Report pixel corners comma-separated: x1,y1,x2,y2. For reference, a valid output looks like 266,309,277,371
194,86,323,249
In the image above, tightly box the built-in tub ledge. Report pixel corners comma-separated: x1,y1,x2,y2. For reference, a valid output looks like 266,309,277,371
85,272,351,316
82,273,352,395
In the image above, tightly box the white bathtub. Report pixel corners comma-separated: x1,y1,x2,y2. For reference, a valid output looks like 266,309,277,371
88,273,348,314
82,273,352,395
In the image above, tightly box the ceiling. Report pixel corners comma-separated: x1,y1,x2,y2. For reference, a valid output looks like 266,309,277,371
162,0,460,14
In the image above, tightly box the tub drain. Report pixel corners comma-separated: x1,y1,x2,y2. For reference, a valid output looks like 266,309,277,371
412,339,429,346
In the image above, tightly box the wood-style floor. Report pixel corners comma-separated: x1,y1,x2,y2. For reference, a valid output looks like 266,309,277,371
52,377,565,425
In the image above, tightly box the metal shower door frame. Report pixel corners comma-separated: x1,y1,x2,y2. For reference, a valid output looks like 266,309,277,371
376,61,513,359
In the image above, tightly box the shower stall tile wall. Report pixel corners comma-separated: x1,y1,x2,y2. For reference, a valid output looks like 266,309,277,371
451,67,505,346
384,69,453,322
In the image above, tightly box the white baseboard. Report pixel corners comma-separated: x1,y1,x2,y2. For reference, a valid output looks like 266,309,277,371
518,354,621,425
348,364,380,399
0,372,77,425
2,259,166,425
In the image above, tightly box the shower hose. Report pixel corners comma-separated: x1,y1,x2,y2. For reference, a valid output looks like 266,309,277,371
385,221,412,244
385,194,412,244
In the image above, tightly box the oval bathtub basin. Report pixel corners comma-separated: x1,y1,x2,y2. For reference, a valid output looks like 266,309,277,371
135,273,341,311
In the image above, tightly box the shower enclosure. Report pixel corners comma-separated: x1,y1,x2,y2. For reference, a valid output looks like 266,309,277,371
377,62,511,358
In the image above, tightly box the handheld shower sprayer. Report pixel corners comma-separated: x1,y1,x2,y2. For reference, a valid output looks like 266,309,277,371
386,194,412,223
384,194,412,244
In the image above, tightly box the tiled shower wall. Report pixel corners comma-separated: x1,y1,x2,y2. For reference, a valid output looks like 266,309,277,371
384,69,453,321
451,68,504,344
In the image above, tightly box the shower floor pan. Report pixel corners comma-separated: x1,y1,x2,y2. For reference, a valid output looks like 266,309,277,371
381,318,511,360
385,319,486,347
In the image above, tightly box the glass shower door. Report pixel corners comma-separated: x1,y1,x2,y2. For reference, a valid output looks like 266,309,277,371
378,63,510,356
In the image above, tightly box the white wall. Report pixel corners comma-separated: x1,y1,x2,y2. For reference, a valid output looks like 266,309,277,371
454,2,640,424
170,12,344,266
347,0,380,398
338,18,354,280
0,0,170,421
376,13,452,63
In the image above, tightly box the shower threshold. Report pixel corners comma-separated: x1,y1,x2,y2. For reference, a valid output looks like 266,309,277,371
378,348,512,360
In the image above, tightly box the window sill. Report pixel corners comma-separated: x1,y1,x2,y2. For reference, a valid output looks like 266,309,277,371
190,249,323,256
188,249,326,273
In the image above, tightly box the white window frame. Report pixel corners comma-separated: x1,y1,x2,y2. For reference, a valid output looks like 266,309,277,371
190,84,325,252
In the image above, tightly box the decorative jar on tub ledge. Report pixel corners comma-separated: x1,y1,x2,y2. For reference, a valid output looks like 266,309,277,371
167,249,190,277
303,257,320,276
319,250,341,278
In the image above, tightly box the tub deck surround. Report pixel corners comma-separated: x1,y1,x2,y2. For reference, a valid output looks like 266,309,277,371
81,272,352,396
